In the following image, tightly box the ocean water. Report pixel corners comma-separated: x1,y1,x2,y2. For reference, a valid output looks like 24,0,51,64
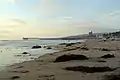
0,39,85,70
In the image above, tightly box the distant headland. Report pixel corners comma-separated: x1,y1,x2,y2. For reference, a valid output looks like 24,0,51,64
23,31,120,40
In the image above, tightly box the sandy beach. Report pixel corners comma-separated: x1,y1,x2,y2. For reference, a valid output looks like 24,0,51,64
0,39,120,80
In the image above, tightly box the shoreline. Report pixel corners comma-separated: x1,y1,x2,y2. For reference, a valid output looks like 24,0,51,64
0,39,120,80
0,40,83,70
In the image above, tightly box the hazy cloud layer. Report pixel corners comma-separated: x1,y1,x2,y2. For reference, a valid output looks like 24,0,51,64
0,0,120,39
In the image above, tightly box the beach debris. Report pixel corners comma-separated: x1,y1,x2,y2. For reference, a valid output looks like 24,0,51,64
64,66,117,73
16,66,24,69
32,45,42,49
15,54,22,57
38,75,55,80
93,48,115,51
80,47,89,50
100,54,115,58
54,54,89,62
11,76,20,79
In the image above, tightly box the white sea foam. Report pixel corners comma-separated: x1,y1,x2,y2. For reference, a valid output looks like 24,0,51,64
0,39,85,70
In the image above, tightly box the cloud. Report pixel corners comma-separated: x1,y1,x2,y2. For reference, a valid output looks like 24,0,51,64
35,0,65,18
0,17,118,40
93,11,120,30
109,11,120,16
27,20,99,37
0,18,28,39
7,0,17,4
10,19,27,25
0,18,27,27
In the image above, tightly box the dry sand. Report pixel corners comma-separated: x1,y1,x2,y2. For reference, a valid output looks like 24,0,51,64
0,39,120,80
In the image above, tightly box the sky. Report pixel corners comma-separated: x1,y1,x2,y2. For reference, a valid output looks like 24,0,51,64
0,0,120,39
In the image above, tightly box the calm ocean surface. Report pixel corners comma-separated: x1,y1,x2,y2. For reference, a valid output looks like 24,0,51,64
0,39,85,70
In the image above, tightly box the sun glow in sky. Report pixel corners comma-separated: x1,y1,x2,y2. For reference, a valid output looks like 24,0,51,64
0,0,120,39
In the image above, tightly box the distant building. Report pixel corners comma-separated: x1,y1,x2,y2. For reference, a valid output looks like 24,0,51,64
89,31,93,37
88,31,97,39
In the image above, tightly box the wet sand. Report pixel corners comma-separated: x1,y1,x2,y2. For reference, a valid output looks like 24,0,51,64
0,39,120,80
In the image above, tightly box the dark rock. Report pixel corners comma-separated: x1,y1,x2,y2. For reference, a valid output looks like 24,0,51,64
66,44,72,47
76,42,81,44
59,43,66,45
66,43,75,47
46,47,52,49
100,54,115,58
101,48,111,51
11,70,29,73
22,52,29,54
40,60,43,62
54,54,89,62
64,66,117,73
11,76,20,79
15,55,22,57
97,60,106,62
49,53,53,55
103,40,107,42
43,46,47,48
60,43,76,46
32,45,42,49
43,46,52,49
111,39,115,41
